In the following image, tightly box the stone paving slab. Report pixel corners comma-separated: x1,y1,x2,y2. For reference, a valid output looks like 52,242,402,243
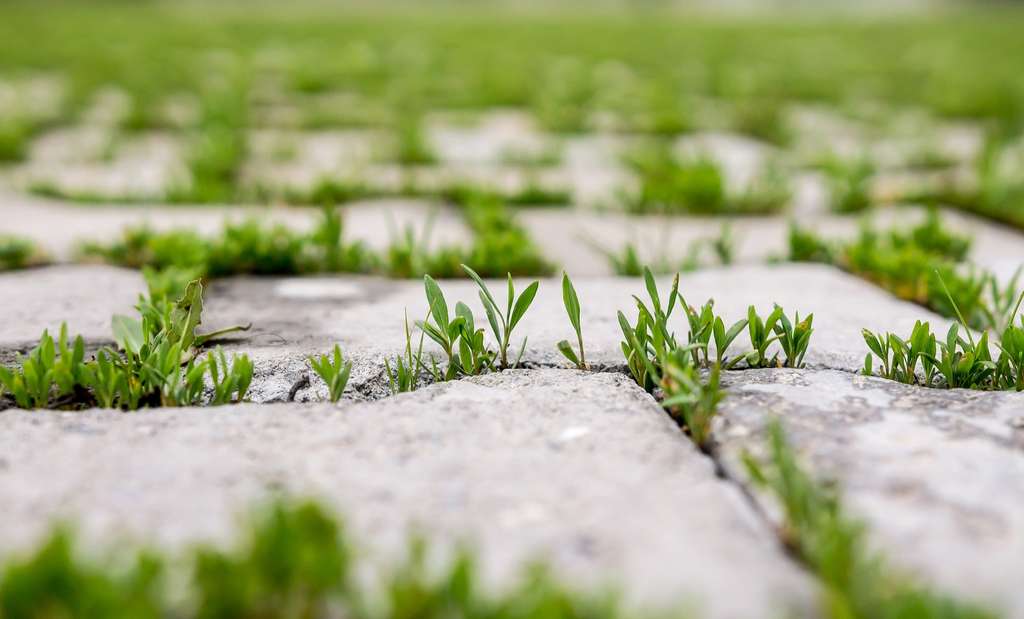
0,264,954,402
520,205,1024,277
0,191,471,260
0,265,145,351
0,370,816,618
713,368,1024,619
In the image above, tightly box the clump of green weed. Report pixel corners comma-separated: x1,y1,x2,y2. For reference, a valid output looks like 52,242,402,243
787,222,835,263
0,120,30,162
382,222,465,280
167,80,249,204
731,98,791,146
394,114,436,165
458,195,554,278
0,235,46,271
416,275,495,380
788,212,1010,331
624,146,789,215
531,58,592,133
309,344,353,402
384,311,427,394
616,269,728,447
862,320,938,385
745,305,814,369
463,265,539,370
285,178,372,206
0,278,252,410
80,208,376,279
864,275,1024,391
822,154,876,214
661,360,724,448
623,147,726,215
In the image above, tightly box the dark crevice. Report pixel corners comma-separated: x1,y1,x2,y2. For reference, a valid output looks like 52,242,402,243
631,378,820,578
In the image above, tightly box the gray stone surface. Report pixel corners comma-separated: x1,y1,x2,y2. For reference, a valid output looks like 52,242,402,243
0,191,470,260
714,368,1024,619
0,264,955,402
520,205,1024,278
0,265,145,350
0,370,816,618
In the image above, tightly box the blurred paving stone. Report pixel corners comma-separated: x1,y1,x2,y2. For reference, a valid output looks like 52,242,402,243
0,191,469,260
0,369,816,618
714,368,1024,619
0,265,145,349
519,205,1024,278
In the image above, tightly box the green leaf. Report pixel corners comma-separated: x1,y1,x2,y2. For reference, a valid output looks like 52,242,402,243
561,272,581,335
480,291,502,343
643,267,661,316
423,275,449,329
461,264,500,321
557,340,580,366
112,315,145,355
509,281,539,331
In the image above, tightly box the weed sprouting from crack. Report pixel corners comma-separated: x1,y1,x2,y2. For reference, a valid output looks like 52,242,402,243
0,275,252,410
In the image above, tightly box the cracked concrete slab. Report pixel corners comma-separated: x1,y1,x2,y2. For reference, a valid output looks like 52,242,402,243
0,369,816,618
714,368,1024,619
0,264,955,402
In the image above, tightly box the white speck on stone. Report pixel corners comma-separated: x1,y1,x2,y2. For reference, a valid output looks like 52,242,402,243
557,426,591,442
273,278,364,300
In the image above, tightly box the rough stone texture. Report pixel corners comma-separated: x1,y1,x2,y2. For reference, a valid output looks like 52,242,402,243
0,265,145,351
714,368,1024,619
0,263,955,402
0,370,816,618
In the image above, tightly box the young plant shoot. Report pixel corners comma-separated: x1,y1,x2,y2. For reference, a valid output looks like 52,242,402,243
556,272,586,369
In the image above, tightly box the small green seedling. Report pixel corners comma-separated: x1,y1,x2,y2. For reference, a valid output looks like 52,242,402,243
462,265,539,370
745,305,783,368
207,348,254,405
661,361,724,448
862,321,937,385
0,324,86,409
745,305,813,368
680,297,715,367
385,311,427,394
934,272,996,389
556,272,586,369
309,345,353,403
774,309,814,368
454,301,495,376
618,310,656,392
996,315,1024,390
712,315,749,369
416,275,466,380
